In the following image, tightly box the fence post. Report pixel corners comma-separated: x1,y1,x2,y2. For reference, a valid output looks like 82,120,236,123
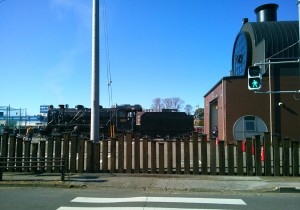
184,135,190,174
126,133,132,173
110,137,116,173
47,136,54,173
192,133,199,175
175,137,181,174
94,142,100,172
273,134,280,176
159,142,164,174
39,140,46,172
218,140,225,175
102,139,108,172
77,138,85,173
292,139,299,176
1,132,8,158
245,138,253,176
24,140,31,172
118,135,124,173
167,139,173,174
16,137,23,172
210,137,216,175
151,140,156,174
54,134,62,173
254,135,262,176
134,134,140,173
61,158,65,181
142,137,148,173
236,140,244,175
8,135,16,172
62,133,70,172
31,143,38,173
201,134,208,175
86,140,94,172
264,132,271,176
227,142,235,175
0,134,2,156
0,158,3,181
70,135,78,173
282,137,290,176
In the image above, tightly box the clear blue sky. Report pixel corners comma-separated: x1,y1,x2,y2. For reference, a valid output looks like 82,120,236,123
0,0,298,115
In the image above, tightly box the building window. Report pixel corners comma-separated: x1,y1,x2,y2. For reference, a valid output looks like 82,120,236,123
233,115,268,141
244,116,256,131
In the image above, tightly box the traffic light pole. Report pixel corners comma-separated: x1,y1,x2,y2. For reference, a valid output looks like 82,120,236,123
254,90,300,94
253,59,300,94
254,59,300,67
251,59,300,142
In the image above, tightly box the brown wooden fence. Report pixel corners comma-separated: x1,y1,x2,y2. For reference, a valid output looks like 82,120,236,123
0,132,299,176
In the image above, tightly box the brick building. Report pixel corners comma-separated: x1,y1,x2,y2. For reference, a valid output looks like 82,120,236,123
204,4,300,143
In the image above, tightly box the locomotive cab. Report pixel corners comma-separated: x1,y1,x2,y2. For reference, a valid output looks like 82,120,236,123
115,104,142,134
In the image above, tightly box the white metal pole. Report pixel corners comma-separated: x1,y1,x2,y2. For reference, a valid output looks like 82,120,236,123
269,61,273,141
91,0,100,143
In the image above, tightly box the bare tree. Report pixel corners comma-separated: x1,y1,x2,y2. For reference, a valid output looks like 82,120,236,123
172,97,184,110
151,97,185,111
151,98,163,111
184,104,193,115
162,98,173,109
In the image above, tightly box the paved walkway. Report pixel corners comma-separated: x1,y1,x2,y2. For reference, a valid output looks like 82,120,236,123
1,173,300,193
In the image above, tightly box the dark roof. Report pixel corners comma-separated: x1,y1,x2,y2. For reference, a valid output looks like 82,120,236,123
242,21,299,59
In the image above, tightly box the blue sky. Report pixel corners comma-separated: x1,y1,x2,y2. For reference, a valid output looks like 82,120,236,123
0,0,298,115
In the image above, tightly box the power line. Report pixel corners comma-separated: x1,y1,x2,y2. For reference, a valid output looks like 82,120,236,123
102,0,113,108
265,40,300,61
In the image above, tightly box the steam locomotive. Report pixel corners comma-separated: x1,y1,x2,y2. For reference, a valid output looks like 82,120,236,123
43,104,193,138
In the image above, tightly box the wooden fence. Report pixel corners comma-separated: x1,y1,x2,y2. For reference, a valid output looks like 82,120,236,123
0,132,299,176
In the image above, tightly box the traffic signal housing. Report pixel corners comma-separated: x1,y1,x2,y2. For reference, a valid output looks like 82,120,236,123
248,66,262,90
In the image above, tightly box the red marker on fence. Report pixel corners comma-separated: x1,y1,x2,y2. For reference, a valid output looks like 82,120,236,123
261,146,265,161
242,140,246,152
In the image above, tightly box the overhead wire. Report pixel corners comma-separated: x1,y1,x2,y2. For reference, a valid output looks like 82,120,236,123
102,0,113,108
265,40,300,61
102,0,115,136
265,40,300,101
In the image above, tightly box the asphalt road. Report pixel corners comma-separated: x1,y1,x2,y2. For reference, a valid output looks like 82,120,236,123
0,187,299,210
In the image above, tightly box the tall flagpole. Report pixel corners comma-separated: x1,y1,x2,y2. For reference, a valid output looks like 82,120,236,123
91,0,100,143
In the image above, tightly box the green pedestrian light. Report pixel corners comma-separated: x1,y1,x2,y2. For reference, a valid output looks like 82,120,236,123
248,66,262,90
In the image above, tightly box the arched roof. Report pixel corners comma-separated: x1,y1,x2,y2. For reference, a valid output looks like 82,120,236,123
241,21,299,59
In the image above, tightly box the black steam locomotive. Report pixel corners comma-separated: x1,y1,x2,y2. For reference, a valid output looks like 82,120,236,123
43,104,193,138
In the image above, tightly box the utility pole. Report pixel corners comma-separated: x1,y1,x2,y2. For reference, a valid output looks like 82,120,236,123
90,0,100,143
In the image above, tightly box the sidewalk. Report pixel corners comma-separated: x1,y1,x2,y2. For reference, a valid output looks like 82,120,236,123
1,172,300,193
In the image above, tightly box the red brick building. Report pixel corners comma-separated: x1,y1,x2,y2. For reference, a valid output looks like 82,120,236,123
204,4,300,143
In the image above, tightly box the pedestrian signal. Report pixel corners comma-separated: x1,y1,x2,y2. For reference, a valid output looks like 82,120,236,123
248,66,262,90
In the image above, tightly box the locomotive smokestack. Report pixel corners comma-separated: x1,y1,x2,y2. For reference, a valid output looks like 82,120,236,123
90,0,100,143
254,3,278,22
